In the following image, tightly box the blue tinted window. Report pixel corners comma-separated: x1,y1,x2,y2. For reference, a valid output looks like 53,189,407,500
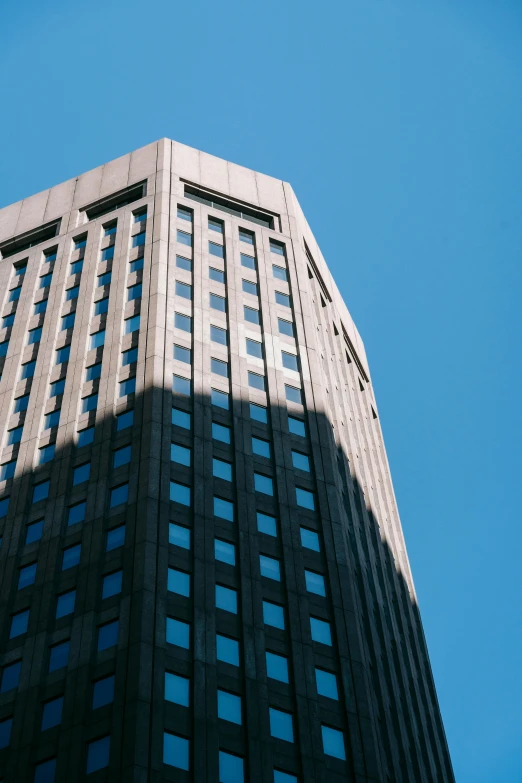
73,462,90,486
254,473,273,496
86,363,102,381
44,410,60,429
62,544,81,570
285,385,302,404
177,230,192,246
211,357,228,377
260,555,280,581
263,601,285,630
124,315,140,334
49,641,69,672
171,443,191,466
212,422,230,444
18,562,37,588
101,245,115,261
102,571,122,599
86,735,111,773
321,725,346,760
173,374,191,396
246,338,263,358
122,347,138,366
242,278,258,296
40,273,53,288
172,407,191,429
214,496,234,521
305,570,326,596
168,568,190,597
216,585,237,614
213,458,232,482
98,620,119,651
14,394,30,412
163,732,189,770
129,257,143,273
10,609,29,638
119,377,136,397
110,483,128,508
65,285,79,300
21,360,36,379
50,379,65,397
209,266,225,282
266,651,289,683
210,293,226,311
257,512,277,537
219,751,244,783
74,235,87,248
127,283,142,301
61,313,76,329
174,344,191,364
41,696,63,730
106,525,125,551
170,481,191,506
248,371,265,391
1,661,21,692
9,287,21,301
177,206,192,221
0,496,10,517
292,451,310,471
34,758,56,783
275,291,291,308
252,437,270,458
90,330,105,349
56,346,70,364
176,281,192,299
244,306,260,325
70,259,83,274
273,265,288,282
288,416,305,436
300,528,320,551
104,224,116,236
169,523,190,549
26,519,43,544
166,618,190,649
239,229,254,244
216,634,239,666
278,318,294,337
218,690,241,724
215,539,235,565
240,253,256,269
209,242,224,258
68,501,86,526
211,388,229,409
274,772,297,783
0,339,9,357
310,617,331,645
296,488,315,510
56,589,76,619
94,297,108,315
113,445,131,468
282,352,299,372
7,426,23,445
1,460,16,481
3,313,15,327
208,217,223,233
269,708,294,742
176,255,192,271
116,409,133,431
28,327,42,344
134,209,147,223
92,675,115,709
165,672,189,706
210,325,227,344
174,312,192,332
0,716,12,749
315,668,338,700
270,240,285,256
250,402,267,423
78,426,94,447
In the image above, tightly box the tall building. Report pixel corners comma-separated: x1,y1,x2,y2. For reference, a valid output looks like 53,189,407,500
0,139,453,783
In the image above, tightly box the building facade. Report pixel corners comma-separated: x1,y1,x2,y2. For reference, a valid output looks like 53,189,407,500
0,140,454,782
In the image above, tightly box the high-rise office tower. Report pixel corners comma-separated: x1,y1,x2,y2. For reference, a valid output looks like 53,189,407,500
0,140,453,783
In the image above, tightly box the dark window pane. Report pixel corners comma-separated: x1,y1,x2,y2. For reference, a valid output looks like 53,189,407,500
92,675,115,709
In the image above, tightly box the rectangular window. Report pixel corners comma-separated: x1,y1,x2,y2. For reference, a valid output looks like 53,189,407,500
97,620,119,651
166,617,190,649
0,496,10,517
218,690,242,724
9,609,29,638
177,206,192,222
219,751,244,783
65,285,79,301
257,511,277,537
81,394,98,413
25,519,43,544
209,266,225,283
254,473,273,495
239,228,254,245
242,279,258,296
106,524,126,551
260,554,280,581
288,416,306,436
97,271,112,286
214,496,234,522
130,257,143,273
9,287,21,301
21,360,36,379
210,292,226,311
7,426,23,445
174,344,191,364
165,672,190,706
168,568,191,597
132,231,146,248
310,617,332,645
282,352,299,372
209,241,224,258
285,385,302,404
296,487,315,510
0,339,9,357
163,732,189,771
169,523,191,549
109,483,129,508
86,735,111,774
122,347,138,366
103,223,116,236
56,589,76,619
246,338,263,358
210,324,227,345
212,422,230,444
211,388,229,409
119,377,136,397
263,600,285,630
170,481,191,506
175,312,192,332
315,668,339,700
248,371,265,391
78,427,94,447
177,229,192,246
300,527,320,551
1,460,16,481
116,409,133,431
93,675,115,709
305,570,326,596
252,437,270,458
273,265,288,282
321,725,346,760
244,306,260,325
173,375,191,396
124,314,140,334
266,651,289,683
39,444,55,464
32,480,50,502
62,544,81,570
90,330,105,349
171,443,191,466
3,313,15,327
100,246,114,262
208,217,223,233
215,538,235,565
68,501,86,526
172,407,191,429
14,394,30,412
176,254,192,271
70,259,83,274
275,291,291,308
48,641,69,672
250,402,267,423
0,716,12,749
278,318,294,337
213,458,232,482
39,273,53,289
216,634,239,666
28,327,42,345
176,280,192,300
127,283,142,301
1,660,21,692
292,451,310,471
240,253,256,270
134,208,147,223
216,585,237,613
86,363,102,381
269,708,294,743
113,445,131,468
211,357,228,378
55,345,70,364
270,239,285,256
61,312,76,330
34,299,48,314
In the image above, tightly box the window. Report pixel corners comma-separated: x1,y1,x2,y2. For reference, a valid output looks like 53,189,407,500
305,570,326,596
74,235,87,249
97,271,112,286
55,345,70,365
122,347,138,366
213,458,232,482
14,394,30,412
94,297,109,315
300,528,320,552
0,339,9,357
296,487,315,510
130,257,143,273
215,538,235,565
49,641,69,672
0,496,9,517
98,620,119,651
14,261,28,275
110,483,129,507
119,378,136,397
315,668,339,700
0,717,12,750
282,352,299,372
26,519,43,544
260,555,280,581
171,443,190,466
177,229,192,247
273,265,288,282
278,318,294,337
100,246,114,262
274,772,297,783
242,279,258,296
86,362,102,381
219,751,244,783
212,423,231,444
211,357,228,378
266,651,289,683
250,402,267,423
288,416,305,437
216,585,237,613
78,427,94,447
62,543,81,570
240,253,256,270
65,285,79,301
166,617,190,649
172,407,191,429
254,473,273,496
210,324,227,345
21,360,36,379
209,266,225,283
132,232,146,248
124,315,140,334
252,437,270,458
165,672,189,706
9,287,21,301
208,216,223,233
173,375,191,396
169,523,191,549
34,759,56,783
168,568,190,597
218,690,242,724
310,617,332,645
34,299,48,314
210,292,226,311
116,409,133,431
10,609,29,638
18,562,37,588
40,273,53,289
269,708,294,742
106,525,125,551
1,460,16,481
134,209,147,223
87,735,111,773
275,291,291,308
209,241,224,258
7,426,23,445
175,312,192,332
270,239,285,256
170,481,191,506
102,571,123,599
257,512,277,537
214,496,234,522
211,388,229,409
56,589,76,619
41,696,63,730
244,306,260,325
263,601,285,630
292,451,310,471
174,344,192,363
68,501,86,526
239,228,254,244
93,675,115,709
163,733,189,771
1,660,21,692
216,634,239,666
177,205,192,222
104,223,116,236
248,371,265,391
3,313,15,327
28,327,42,344
321,725,346,760
285,385,302,404
73,462,90,486
81,394,98,413
70,259,83,274
127,283,142,301
90,330,105,349
176,254,192,271
175,280,192,301
246,338,263,358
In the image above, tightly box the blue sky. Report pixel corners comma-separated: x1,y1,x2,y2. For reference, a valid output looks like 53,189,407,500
1,1,521,779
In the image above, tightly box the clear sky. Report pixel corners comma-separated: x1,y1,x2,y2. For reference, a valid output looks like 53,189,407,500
1,1,521,780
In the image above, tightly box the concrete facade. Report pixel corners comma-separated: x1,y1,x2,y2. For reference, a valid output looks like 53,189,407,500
0,139,454,782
